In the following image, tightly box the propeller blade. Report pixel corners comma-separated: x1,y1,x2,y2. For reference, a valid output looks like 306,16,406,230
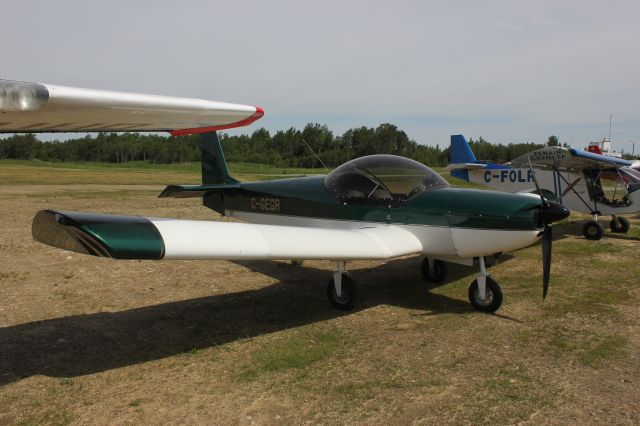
542,224,552,299
527,156,548,207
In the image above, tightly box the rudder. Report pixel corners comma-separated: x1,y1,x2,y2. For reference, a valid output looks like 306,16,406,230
450,134,477,163
201,132,239,185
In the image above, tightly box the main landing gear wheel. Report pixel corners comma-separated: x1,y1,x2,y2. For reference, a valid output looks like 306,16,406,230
583,220,604,240
421,258,447,283
327,273,357,311
610,216,630,233
468,277,503,313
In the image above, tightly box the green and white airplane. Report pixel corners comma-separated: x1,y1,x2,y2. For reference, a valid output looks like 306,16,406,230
0,79,570,313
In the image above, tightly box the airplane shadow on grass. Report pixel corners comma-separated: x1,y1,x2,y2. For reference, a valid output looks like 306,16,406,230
0,256,515,387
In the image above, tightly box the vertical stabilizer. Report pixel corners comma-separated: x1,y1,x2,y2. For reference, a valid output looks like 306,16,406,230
450,134,477,163
201,132,239,184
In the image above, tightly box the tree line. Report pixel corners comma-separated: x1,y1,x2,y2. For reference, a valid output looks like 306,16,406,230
0,123,564,167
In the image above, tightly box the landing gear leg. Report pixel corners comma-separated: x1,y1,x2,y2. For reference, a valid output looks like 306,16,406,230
468,256,503,313
327,261,357,311
421,257,447,283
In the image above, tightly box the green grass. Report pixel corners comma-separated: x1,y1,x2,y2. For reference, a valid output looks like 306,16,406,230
0,159,491,188
579,334,627,367
460,363,559,425
24,189,160,199
0,159,323,185
1,159,200,172
237,327,345,382
128,399,143,408
0,159,322,175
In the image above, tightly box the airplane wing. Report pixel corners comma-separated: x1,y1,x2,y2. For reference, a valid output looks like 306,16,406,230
0,79,263,135
510,146,633,171
32,210,423,261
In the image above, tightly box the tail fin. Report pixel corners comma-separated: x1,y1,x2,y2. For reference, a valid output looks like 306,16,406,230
201,132,239,184
450,134,477,163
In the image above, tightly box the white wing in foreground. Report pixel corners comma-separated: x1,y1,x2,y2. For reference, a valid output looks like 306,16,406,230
0,79,263,135
32,210,423,261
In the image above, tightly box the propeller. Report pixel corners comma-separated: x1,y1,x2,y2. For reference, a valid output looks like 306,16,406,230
541,222,552,298
527,157,569,299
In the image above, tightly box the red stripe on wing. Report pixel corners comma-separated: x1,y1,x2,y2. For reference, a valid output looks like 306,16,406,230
169,106,264,136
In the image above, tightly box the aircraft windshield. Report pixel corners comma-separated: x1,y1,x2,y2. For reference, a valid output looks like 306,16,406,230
584,167,640,208
324,154,449,206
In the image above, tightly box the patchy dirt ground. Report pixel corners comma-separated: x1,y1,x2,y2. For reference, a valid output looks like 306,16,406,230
0,180,639,425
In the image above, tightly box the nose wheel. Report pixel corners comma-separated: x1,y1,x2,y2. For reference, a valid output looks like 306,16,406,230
468,256,503,313
468,277,503,312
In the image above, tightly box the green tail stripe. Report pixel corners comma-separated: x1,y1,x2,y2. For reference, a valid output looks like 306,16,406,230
201,132,239,185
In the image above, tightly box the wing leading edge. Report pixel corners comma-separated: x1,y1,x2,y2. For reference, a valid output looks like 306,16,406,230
510,146,632,171
33,210,423,261
0,79,263,135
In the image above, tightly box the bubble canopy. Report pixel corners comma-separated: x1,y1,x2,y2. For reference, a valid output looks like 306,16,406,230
324,154,449,206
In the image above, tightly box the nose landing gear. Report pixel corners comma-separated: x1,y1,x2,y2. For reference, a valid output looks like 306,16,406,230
468,256,503,313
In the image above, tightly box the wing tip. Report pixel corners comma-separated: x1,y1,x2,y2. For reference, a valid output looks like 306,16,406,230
169,105,264,137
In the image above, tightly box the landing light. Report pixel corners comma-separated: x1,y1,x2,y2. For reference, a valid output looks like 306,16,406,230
0,79,49,112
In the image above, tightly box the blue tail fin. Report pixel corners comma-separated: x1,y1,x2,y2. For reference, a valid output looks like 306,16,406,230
450,134,476,163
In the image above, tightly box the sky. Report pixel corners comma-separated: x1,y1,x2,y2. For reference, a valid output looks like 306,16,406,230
3,0,640,152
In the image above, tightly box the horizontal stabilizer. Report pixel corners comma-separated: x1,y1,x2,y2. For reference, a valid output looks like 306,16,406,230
0,79,263,135
33,210,423,261
445,162,487,171
158,183,241,198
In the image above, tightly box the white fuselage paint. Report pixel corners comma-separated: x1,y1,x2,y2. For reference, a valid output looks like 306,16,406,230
467,168,640,215
228,210,541,260
150,217,423,261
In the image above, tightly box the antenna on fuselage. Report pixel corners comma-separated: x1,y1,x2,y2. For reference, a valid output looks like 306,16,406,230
302,138,329,173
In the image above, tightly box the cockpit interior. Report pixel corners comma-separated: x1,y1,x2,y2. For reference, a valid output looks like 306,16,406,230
324,155,449,207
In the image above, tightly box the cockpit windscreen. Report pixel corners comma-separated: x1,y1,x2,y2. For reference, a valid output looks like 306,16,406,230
324,155,449,206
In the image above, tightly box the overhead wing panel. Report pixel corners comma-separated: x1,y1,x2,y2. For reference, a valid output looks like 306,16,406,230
0,79,263,135
33,210,423,261
510,146,632,171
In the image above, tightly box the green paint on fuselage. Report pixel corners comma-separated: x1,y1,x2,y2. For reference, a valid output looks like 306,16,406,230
207,176,540,231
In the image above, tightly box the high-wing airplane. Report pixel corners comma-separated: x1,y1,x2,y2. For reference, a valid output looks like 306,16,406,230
448,134,640,240
0,79,570,313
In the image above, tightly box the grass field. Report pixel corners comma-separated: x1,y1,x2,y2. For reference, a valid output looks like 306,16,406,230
0,160,325,185
0,161,638,424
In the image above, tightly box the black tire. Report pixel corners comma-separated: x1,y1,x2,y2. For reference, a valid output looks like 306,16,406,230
420,258,447,283
468,277,503,313
327,273,357,311
583,220,604,240
609,216,630,233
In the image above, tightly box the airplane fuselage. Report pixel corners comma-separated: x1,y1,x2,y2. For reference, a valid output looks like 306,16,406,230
208,175,546,260
466,167,640,216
